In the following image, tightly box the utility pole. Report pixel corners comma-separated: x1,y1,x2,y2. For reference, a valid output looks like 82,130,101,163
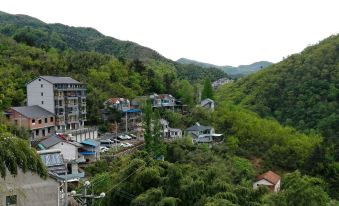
70,181,105,206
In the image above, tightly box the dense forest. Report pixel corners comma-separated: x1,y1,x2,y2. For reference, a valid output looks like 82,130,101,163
0,11,227,82
85,102,338,205
217,34,339,140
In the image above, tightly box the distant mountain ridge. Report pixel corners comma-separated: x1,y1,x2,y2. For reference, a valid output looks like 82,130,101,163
177,58,272,77
0,11,227,82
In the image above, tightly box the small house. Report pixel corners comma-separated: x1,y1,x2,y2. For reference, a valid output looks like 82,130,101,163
104,97,130,112
80,139,100,163
253,171,281,192
200,98,215,110
185,122,222,143
160,119,182,139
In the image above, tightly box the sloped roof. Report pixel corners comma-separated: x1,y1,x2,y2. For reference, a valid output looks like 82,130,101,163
11,105,54,118
40,76,81,84
39,136,63,149
201,98,214,106
185,123,212,131
81,139,99,147
256,171,281,185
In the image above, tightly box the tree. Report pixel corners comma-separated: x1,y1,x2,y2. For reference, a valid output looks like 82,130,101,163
143,101,166,158
201,78,214,100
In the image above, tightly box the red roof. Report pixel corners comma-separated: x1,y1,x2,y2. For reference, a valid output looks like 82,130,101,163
256,171,281,185
109,98,120,103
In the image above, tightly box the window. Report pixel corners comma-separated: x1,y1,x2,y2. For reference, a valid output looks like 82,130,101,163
41,101,44,105
32,119,35,123
50,117,54,122
6,195,17,205
41,84,43,88
14,120,18,125
41,92,43,96
45,118,48,123
38,119,42,124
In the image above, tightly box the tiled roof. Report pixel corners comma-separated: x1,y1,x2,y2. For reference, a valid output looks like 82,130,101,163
39,76,81,84
11,105,54,118
39,136,63,149
185,123,212,131
256,171,281,184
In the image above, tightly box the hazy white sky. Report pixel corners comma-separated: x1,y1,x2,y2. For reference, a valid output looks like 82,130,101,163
1,0,339,66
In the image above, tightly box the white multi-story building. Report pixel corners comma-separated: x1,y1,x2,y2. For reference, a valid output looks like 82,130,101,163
27,76,87,131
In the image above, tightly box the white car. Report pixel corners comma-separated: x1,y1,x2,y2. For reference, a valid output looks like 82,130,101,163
118,134,132,140
119,142,133,148
100,146,109,153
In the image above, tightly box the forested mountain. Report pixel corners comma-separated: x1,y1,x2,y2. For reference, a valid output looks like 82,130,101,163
177,57,272,78
0,11,227,82
217,34,339,140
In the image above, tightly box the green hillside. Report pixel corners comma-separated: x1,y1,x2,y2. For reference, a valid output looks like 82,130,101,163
0,11,227,82
177,58,272,78
217,34,339,140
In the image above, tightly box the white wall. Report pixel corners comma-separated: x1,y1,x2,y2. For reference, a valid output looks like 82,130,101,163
50,142,78,161
0,169,59,206
27,78,55,114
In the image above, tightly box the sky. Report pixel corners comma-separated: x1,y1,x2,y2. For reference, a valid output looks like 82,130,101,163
1,0,339,66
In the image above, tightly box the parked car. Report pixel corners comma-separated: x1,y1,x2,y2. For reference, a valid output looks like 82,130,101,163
118,134,132,140
119,142,133,148
100,146,109,153
109,138,120,143
129,134,137,139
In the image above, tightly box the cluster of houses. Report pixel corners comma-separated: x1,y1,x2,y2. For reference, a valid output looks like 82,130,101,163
1,76,101,206
0,75,280,205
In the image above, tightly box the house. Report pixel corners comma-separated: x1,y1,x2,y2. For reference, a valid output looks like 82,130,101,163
6,105,55,140
38,136,85,181
150,93,176,108
200,98,215,110
104,98,130,112
79,139,100,163
0,168,60,206
212,78,234,89
160,118,182,139
185,122,222,143
27,76,87,131
253,171,281,192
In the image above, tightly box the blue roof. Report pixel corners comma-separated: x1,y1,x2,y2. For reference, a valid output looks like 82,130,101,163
80,151,96,155
81,139,99,147
126,109,142,113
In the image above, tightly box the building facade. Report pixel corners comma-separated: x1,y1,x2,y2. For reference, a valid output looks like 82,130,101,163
6,105,55,140
0,169,59,206
27,76,87,131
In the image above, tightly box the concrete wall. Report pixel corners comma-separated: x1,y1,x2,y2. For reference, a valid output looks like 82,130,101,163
0,169,59,206
50,142,78,161
27,78,55,114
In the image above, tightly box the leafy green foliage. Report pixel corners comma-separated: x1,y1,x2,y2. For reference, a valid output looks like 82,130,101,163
91,143,265,206
0,11,227,82
216,34,339,140
214,102,322,171
0,123,47,178
266,171,330,206
202,78,214,100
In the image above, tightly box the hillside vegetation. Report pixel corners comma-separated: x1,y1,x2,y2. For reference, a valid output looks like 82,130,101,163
177,58,272,78
0,11,226,82
217,34,339,140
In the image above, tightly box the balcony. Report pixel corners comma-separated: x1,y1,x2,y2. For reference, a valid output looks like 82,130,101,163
59,171,85,180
